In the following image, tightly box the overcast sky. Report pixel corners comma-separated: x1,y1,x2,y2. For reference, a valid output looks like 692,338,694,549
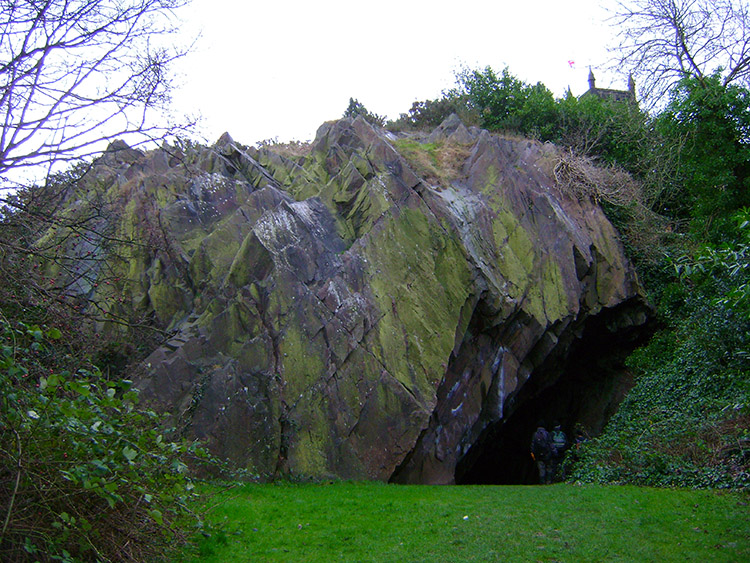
172,0,622,146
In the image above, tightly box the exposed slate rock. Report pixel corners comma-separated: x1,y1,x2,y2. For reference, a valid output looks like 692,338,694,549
47,116,652,483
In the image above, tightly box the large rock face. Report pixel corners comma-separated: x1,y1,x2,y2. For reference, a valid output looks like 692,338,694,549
50,116,651,483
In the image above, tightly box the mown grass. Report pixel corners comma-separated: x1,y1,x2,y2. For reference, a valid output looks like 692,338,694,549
176,482,749,563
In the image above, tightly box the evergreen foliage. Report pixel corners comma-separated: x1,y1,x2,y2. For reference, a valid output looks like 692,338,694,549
343,98,386,128
654,75,750,228
570,287,749,488
453,66,559,140
0,156,208,560
569,209,750,489
0,318,204,561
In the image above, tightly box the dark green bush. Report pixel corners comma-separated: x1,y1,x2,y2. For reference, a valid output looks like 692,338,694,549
654,75,750,226
0,319,204,562
343,98,386,128
453,66,558,140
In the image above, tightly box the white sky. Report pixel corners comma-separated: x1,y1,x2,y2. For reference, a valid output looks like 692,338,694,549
172,0,623,146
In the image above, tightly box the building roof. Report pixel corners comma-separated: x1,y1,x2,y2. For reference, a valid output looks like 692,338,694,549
581,69,636,103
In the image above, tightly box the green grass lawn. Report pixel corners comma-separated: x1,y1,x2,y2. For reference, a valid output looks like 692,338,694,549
177,482,749,563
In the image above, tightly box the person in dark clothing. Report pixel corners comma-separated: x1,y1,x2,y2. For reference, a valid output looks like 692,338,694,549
530,425,556,484
550,422,568,481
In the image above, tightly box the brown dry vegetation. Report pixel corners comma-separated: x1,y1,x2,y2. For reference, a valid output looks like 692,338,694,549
255,139,312,159
392,139,473,188
553,150,676,264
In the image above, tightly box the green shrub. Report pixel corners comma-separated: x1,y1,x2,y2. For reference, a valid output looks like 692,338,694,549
453,66,558,140
387,96,478,132
0,319,204,562
654,75,750,226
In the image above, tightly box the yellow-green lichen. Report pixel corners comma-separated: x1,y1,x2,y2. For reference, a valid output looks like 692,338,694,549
540,258,569,323
146,264,190,327
279,322,325,399
365,207,472,400
226,230,273,288
492,209,535,302
288,393,330,477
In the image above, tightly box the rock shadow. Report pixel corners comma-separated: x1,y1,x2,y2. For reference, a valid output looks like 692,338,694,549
454,310,650,485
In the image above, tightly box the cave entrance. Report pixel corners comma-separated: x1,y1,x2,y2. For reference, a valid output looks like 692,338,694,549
455,312,647,485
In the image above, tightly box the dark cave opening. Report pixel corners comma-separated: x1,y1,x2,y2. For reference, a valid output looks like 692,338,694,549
455,310,650,485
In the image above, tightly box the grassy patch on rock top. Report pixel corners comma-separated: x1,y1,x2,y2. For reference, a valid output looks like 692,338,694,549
393,139,471,188
178,481,749,563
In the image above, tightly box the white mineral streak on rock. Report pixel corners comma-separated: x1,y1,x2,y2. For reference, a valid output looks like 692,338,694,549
253,207,299,250
288,200,317,231
493,347,508,419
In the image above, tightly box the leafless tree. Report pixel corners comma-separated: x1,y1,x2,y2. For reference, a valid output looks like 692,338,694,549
0,0,195,342
0,0,191,181
609,0,750,104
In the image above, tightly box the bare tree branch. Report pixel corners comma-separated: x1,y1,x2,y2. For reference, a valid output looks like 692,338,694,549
609,0,750,106
0,0,193,181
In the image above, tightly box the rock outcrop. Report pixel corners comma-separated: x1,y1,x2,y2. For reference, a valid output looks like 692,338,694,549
47,115,651,483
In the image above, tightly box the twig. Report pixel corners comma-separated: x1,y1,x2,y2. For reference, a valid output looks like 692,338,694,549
1,428,23,545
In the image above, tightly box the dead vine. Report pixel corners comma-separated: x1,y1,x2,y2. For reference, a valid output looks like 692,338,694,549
553,149,641,207
553,149,676,264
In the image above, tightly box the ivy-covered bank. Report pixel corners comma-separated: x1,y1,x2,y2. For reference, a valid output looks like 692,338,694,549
570,215,750,489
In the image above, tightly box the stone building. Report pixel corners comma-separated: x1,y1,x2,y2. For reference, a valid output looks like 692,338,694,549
582,68,636,103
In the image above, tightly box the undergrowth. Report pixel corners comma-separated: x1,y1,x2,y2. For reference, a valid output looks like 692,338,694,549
392,139,471,187
0,318,205,562
570,216,750,489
